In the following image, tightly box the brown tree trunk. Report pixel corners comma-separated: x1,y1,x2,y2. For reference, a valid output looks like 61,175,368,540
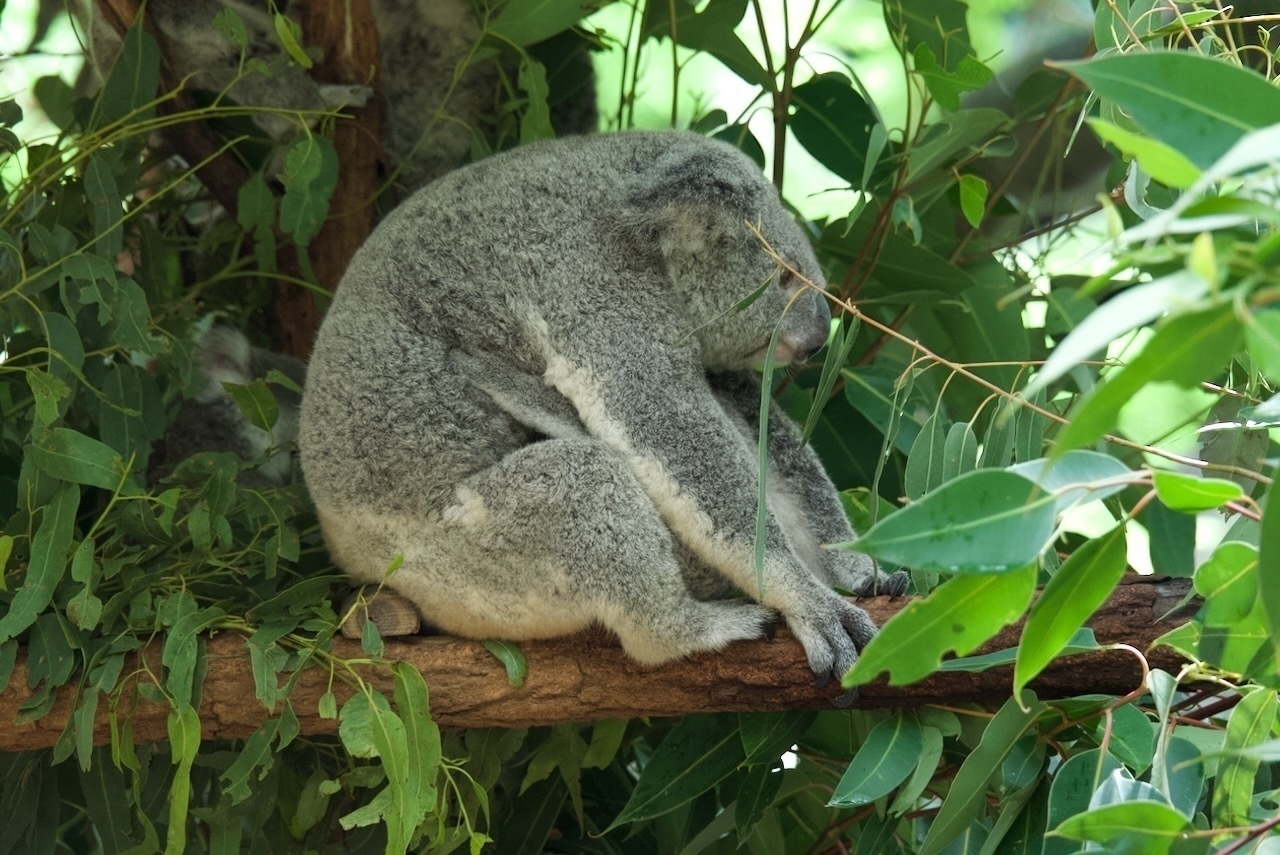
0,578,1196,752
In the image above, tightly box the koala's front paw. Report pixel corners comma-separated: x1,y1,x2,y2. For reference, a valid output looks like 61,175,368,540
783,594,879,697
828,551,911,598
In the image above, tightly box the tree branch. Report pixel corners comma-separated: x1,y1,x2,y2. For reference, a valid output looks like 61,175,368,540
0,577,1195,752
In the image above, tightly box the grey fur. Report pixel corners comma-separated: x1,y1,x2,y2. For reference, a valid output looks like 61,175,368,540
299,131,905,682
153,325,305,486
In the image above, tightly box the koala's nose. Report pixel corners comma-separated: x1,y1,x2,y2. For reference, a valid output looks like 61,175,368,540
784,294,831,363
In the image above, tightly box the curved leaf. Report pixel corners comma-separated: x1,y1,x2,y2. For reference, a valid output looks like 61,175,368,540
847,470,1055,573
845,563,1037,687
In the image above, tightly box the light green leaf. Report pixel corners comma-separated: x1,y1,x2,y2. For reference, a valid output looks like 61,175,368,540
958,173,989,228
904,410,946,500
1244,307,1280,382
517,55,553,143
1195,541,1258,626
848,470,1055,573
1052,800,1190,842
1016,525,1128,695
1008,450,1134,516
1152,471,1244,512
1087,119,1201,188
272,12,312,68
1053,303,1241,455
912,44,991,111
1059,51,1280,168
829,715,922,807
482,640,527,687
1213,686,1277,826
1259,491,1280,661
846,563,1037,687
887,725,943,816
1026,270,1211,397
392,662,442,819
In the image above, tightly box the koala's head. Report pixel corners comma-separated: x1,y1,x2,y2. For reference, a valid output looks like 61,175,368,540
620,135,831,372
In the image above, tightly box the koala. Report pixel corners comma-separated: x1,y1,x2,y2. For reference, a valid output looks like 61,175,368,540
151,324,305,487
299,131,907,684
78,0,596,190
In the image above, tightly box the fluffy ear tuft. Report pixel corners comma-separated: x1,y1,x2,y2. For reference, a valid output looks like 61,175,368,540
624,138,768,214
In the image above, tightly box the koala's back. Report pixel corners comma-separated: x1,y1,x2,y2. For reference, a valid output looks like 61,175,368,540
300,133,718,514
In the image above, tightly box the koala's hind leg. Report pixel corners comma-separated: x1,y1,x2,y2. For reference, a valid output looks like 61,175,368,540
391,439,777,664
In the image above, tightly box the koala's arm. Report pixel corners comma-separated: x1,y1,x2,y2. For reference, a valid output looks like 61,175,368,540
447,349,585,440
544,341,879,681
710,371,909,597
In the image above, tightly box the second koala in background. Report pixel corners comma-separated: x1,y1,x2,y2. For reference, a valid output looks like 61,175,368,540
152,325,305,487
301,131,906,684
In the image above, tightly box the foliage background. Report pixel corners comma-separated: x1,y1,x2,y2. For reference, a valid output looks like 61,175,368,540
3,0,1280,852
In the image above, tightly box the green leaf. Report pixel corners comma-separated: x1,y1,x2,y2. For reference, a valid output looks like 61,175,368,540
272,12,312,68
1008,450,1134,516
846,564,1037,687
912,44,991,111
0,484,78,644
490,0,599,47
642,0,770,87
1052,800,1191,843
1026,270,1210,397
1015,525,1128,695
1213,686,1277,826
609,715,745,828
518,55,554,144
738,710,816,767
887,724,943,816
829,715,922,807
903,410,946,500
919,693,1045,855
941,421,977,482
1058,51,1280,168
790,74,879,187
734,763,784,842
1152,470,1244,512
29,428,130,491
848,470,1055,573
212,6,248,51
1196,541,1258,626
1053,303,1241,455
279,135,339,247
482,639,527,687
958,173,988,228
1087,118,1201,188
1258,489,1280,659
90,25,160,129
166,703,202,855
221,717,285,804
223,379,280,433
392,662,442,820
1244,307,1280,382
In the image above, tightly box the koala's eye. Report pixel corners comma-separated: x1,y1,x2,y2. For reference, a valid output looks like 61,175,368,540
777,268,796,290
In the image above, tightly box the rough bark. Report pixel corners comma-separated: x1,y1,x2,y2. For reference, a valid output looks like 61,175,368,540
271,0,384,360
0,578,1196,752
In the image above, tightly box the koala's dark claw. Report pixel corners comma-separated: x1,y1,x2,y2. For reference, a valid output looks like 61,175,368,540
811,670,832,690
833,685,859,708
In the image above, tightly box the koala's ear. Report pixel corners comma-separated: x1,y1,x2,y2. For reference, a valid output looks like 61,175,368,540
621,140,769,228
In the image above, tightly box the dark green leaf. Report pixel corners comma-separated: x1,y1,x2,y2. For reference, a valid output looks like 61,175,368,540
0,484,78,644
609,715,745,828
790,74,879,187
829,715,922,807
